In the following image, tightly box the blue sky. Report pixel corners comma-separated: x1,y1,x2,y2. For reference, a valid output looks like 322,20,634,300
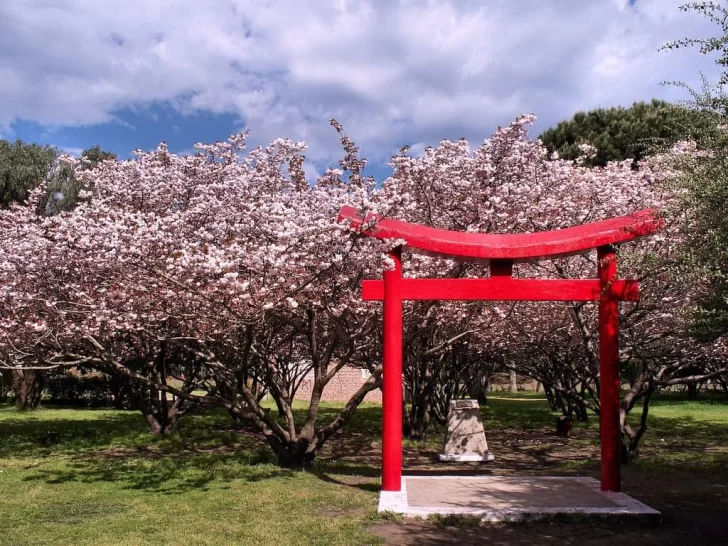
10,106,241,159
0,0,721,181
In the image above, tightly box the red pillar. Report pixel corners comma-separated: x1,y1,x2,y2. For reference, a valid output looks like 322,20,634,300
598,245,621,492
382,246,403,492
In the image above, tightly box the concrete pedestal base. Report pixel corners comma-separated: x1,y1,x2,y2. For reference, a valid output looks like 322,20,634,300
439,399,494,463
438,452,494,462
378,476,661,522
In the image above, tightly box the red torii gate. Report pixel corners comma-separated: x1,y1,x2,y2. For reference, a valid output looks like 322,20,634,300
338,205,663,494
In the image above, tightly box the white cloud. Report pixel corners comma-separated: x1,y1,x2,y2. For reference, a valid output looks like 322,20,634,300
0,0,722,166
56,145,84,157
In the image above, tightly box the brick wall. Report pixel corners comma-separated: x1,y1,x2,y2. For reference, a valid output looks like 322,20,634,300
295,365,382,403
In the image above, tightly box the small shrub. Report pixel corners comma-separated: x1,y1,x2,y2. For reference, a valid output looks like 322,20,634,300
44,372,133,408
377,510,405,522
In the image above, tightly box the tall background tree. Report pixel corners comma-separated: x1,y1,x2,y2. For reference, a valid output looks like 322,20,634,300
538,99,708,167
0,140,117,212
78,145,117,170
0,140,55,208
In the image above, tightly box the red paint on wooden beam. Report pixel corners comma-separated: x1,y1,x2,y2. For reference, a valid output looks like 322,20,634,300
598,245,621,493
362,278,639,302
338,206,664,262
382,247,403,492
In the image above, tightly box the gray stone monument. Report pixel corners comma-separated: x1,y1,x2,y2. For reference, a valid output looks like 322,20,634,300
439,399,494,462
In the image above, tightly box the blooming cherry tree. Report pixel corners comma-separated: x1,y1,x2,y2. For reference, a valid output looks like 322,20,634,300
363,116,722,452
2,116,724,462
0,128,388,463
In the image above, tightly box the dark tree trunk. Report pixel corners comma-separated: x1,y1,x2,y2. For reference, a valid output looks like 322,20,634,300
141,395,185,435
556,416,573,437
8,370,45,410
145,412,177,435
572,386,590,421
543,384,559,411
403,349,443,440
275,396,286,418
0,371,10,403
108,375,134,409
267,436,319,468
574,404,589,421
620,376,654,463
404,404,431,440
466,369,489,405
687,382,699,400
404,378,433,441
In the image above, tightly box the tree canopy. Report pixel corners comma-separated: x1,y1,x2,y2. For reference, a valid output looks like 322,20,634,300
0,139,116,213
79,145,117,170
0,140,55,208
538,99,707,167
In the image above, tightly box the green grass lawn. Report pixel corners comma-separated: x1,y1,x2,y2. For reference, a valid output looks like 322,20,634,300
0,406,379,546
0,393,727,546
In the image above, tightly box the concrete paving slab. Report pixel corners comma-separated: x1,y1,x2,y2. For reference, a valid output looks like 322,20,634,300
378,476,661,522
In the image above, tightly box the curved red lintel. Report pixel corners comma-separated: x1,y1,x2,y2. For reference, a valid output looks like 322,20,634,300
338,206,663,262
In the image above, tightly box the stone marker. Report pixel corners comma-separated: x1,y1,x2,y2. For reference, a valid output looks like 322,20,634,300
439,399,494,462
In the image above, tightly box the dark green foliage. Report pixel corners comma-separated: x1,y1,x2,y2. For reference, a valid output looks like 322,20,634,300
0,139,55,207
44,372,134,409
79,145,117,170
539,99,707,167
0,139,116,213
690,281,728,342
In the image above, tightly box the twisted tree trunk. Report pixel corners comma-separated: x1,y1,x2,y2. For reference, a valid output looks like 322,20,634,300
4,369,45,410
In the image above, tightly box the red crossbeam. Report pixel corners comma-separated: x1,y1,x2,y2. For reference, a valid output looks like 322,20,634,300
362,278,639,302
339,206,663,262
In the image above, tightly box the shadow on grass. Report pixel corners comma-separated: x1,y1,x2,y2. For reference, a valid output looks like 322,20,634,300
480,397,559,430
1,405,296,493
647,413,728,440
312,404,383,435
0,411,149,458
5,395,728,498
631,413,728,473
0,406,246,459
21,448,294,494
313,471,381,493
